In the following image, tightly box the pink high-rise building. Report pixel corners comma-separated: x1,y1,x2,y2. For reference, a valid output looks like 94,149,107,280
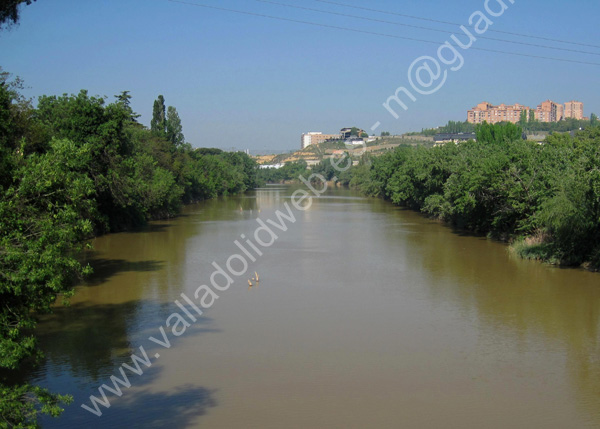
535,100,563,123
467,102,530,124
468,100,583,123
564,100,584,120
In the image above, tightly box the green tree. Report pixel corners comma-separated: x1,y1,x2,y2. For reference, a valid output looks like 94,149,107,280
0,74,263,426
476,121,523,145
535,128,600,265
0,138,95,426
590,113,598,126
0,0,35,29
166,105,184,148
35,90,156,231
0,78,16,189
519,110,528,126
151,95,166,137
115,90,140,122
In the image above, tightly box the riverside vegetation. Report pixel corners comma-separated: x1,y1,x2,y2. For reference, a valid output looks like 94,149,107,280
0,70,259,427
348,122,600,268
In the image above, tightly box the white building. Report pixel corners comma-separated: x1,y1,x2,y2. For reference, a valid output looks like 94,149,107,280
344,137,365,146
259,163,284,169
301,132,320,150
301,132,340,150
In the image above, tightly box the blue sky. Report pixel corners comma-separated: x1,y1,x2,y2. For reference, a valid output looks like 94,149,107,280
1,0,599,151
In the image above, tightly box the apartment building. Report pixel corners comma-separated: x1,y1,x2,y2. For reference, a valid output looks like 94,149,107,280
467,102,530,124
535,100,564,123
468,100,584,124
564,100,584,120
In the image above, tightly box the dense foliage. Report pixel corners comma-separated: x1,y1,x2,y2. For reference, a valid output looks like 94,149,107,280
0,71,259,427
412,116,596,137
0,0,35,30
407,120,476,136
349,122,600,267
520,117,596,133
257,160,310,183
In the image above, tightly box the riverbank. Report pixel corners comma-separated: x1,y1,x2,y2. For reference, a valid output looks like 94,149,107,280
0,79,262,426
347,123,600,270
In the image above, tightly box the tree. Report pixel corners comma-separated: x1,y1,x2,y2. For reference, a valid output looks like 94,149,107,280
519,110,528,126
0,79,16,189
0,0,35,30
151,95,166,137
115,91,140,122
535,127,600,265
166,105,184,148
475,122,523,145
529,109,536,123
0,137,94,426
591,113,598,126
0,74,262,426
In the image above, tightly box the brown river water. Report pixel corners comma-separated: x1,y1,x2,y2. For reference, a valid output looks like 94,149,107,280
29,185,600,428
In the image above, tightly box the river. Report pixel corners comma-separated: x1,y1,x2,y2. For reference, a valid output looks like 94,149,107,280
29,185,600,428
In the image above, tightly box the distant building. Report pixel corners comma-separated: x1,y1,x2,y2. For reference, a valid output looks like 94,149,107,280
344,137,365,146
467,102,530,124
564,100,584,120
259,163,284,169
468,100,584,124
340,127,366,140
301,132,340,150
305,159,321,167
434,133,476,146
535,100,564,123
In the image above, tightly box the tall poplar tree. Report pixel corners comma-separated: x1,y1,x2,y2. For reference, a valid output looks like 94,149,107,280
150,95,166,136
166,105,184,148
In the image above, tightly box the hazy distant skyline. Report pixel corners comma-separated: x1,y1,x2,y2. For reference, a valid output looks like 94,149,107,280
1,0,599,150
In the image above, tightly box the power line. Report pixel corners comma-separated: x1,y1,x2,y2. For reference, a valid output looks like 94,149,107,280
255,0,600,56
314,0,600,50
167,0,600,66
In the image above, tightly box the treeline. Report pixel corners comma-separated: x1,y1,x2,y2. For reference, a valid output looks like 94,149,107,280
257,160,311,183
31,89,259,231
0,71,259,426
256,157,353,184
520,116,597,133
411,120,476,136
349,122,600,268
412,116,597,137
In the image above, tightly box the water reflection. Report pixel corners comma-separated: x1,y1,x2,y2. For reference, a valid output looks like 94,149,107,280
38,384,217,429
82,258,165,287
30,295,218,428
377,200,600,424
35,301,141,382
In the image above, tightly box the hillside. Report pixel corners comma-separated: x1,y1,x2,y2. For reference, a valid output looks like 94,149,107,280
256,136,434,165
